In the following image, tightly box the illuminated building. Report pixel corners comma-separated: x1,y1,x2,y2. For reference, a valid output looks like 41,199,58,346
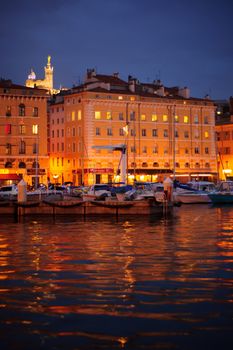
215,97,233,180
0,79,49,187
49,69,217,185
25,56,59,95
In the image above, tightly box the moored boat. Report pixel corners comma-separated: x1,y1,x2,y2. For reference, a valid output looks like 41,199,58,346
208,181,233,204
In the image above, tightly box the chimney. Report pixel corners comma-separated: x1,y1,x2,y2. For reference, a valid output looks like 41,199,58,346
178,87,190,99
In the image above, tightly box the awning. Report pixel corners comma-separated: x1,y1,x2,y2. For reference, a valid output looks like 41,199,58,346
0,174,21,180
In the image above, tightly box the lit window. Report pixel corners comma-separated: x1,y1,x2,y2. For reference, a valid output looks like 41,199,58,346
106,111,112,120
163,114,168,122
78,110,82,120
118,96,123,100
95,111,101,120
204,131,209,138
152,114,158,121
184,116,189,123
141,114,146,121
71,111,75,121
130,96,135,101
32,124,38,135
174,115,179,122
33,107,38,117
19,124,26,134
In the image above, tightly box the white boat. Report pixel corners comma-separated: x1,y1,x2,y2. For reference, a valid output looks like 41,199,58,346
174,181,216,204
82,184,112,201
208,181,233,204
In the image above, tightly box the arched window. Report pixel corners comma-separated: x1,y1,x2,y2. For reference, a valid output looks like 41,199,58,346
19,104,25,116
19,162,26,168
185,162,190,168
164,162,170,168
32,161,40,169
153,162,159,167
175,162,180,168
205,162,210,168
131,162,136,168
5,161,12,168
142,162,148,168
195,162,200,168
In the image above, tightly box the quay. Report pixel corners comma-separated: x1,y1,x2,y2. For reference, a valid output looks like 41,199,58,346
0,196,172,219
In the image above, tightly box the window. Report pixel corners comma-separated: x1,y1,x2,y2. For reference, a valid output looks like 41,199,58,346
152,114,158,121
194,115,199,124
185,148,189,154
19,124,26,134
164,162,170,168
153,162,159,167
96,127,100,136
185,162,190,168
164,129,168,137
175,162,180,168
204,131,209,138
175,130,179,137
142,129,146,136
141,114,146,121
71,111,75,121
33,143,38,154
131,129,136,136
5,143,11,155
195,162,200,168
19,140,26,154
205,162,210,168
163,114,168,122
72,128,75,137
95,111,101,119
5,124,11,134
78,110,82,120
119,128,124,136
152,129,158,137
33,107,38,117
142,162,148,167
142,146,147,153
184,130,189,138
61,142,64,151
131,162,136,168
52,130,54,138
19,162,26,168
106,111,112,120
205,147,209,154
119,112,124,120
57,130,60,137
130,111,135,121
19,104,25,116
131,146,136,153
152,146,158,153
194,130,199,139
73,143,76,152
5,161,12,168
184,116,189,123
174,115,179,123
194,147,199,154
32,124,38,134
6,106,11,117
107,128,112,136
204,116,209,124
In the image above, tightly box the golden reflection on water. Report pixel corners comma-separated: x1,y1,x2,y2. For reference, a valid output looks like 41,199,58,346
0,206,233,349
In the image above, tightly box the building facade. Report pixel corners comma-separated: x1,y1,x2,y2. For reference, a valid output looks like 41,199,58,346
215,97,233,180
0,79,49,187
49,70,217,185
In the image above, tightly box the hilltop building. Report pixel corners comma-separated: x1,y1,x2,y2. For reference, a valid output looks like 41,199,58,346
48,69,217,185
25,56,59,95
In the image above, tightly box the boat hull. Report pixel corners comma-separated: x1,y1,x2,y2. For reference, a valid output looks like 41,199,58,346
208,193,233,204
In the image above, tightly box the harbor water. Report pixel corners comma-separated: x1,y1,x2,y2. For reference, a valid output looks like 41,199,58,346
0,205,233,349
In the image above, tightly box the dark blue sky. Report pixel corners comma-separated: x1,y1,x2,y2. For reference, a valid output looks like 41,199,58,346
1,0,232,99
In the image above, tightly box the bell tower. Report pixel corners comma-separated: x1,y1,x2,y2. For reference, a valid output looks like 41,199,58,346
44,55,53,92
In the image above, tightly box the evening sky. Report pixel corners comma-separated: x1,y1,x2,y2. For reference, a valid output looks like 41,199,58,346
1,0,232,99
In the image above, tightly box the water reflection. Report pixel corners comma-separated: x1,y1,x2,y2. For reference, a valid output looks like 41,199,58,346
0,206,233,349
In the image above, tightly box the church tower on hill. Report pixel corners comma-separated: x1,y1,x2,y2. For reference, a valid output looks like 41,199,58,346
26,56,58,94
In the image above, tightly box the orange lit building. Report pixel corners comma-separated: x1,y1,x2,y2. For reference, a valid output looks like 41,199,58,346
48,69,217,185
0,79,49,187
215,98,233,180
